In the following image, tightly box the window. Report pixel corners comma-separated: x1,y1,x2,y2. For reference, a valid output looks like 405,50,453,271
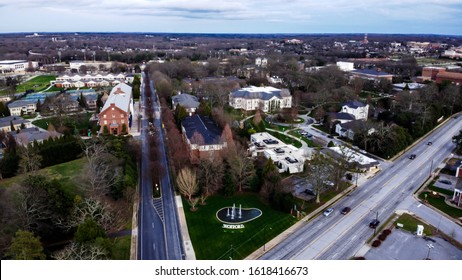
121,114,124,118
121,120,125,124
112,120,116,124
112,107,114,110
112,114,115,118
104,120,107,125
103,114,106,118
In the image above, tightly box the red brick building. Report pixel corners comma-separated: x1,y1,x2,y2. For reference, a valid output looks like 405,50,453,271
99,83,133,135
420,66,462,85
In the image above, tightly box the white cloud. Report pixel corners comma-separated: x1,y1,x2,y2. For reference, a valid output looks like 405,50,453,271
0,0,461,33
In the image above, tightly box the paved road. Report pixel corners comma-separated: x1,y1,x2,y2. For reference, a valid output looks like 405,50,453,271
261,116,462,260
148,78,184,260
138,73,167,260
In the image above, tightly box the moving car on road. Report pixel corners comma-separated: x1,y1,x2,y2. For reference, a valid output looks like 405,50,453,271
408,154,416,159
323,208,334,217
341,207,351,215
369,219,380,228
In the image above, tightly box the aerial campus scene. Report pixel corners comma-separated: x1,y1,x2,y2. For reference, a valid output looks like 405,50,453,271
0,0,461,269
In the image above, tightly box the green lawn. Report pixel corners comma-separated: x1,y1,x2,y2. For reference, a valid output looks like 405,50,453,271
111,235,131,260
396,213,433,236
0,157,86,190
419,192,462,219
183,193,297,260
266,130,302,148
16,75,56,93
428,185,455,196
288,130,316,147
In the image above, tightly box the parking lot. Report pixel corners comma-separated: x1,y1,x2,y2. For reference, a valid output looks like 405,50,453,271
364,229,462,260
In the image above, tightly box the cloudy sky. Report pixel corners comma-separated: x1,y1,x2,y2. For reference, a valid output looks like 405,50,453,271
0,0,461,35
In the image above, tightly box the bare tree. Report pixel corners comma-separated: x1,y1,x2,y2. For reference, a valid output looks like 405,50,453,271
198,156,224,204
56,197,114,231
18,146,42,174
228,146,255,192
52,242,109,260
81,140,122,198
304,149,335,204
176,167,199,211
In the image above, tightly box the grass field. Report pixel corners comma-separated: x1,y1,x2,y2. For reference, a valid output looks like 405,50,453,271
0,157,86,191
395,213,433,236
418,192,462,219
16,75,56,93
266,130,302,148
111,235,131,260
183,193,297,260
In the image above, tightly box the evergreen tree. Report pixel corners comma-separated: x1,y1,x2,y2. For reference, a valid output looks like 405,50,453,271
7,230,46,260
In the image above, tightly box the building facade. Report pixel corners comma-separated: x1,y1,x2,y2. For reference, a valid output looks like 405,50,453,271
229,86,292,112
8,100,37,116
98,83,133,135
341,101,369,121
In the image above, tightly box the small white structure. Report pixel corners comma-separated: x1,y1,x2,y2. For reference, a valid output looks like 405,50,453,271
0,60,38,74
336,61,354,72
416,225,424,236
341,101,369,121
249,132,307,174
327,146,379,172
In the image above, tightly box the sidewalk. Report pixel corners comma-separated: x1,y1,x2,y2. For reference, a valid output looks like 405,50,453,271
176,195,196,260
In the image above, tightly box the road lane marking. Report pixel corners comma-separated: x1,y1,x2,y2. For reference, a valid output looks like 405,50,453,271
152,222,154,229
153,243,156,250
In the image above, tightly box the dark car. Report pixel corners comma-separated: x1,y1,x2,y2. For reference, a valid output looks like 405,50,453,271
341,207,351,215
408,154,416,159
304,189,317,196
427,141,432,145
327,135,334,139
369,219,380,228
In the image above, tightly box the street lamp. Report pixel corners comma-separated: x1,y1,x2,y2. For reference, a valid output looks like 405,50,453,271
425,243,434,260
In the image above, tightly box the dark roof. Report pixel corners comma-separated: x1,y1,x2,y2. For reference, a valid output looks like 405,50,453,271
172,93,200,109
351,69,392,76
343,100,366,109
337,120,367,130
231,86,290,100
0,116,30,128
181,114,223,145
329,112,355,121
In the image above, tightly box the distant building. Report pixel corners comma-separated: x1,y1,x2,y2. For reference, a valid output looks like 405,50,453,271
0,116,32,132
181,114,226,162
98,83,133,135
325,146,380,173
336,61,355,72
0,60,38,74
341,101,369,121
392,82,426,93
350,69,393,82
8,100,37,116
53,73,127,88
172,93,200,116
12,127,62,146
419,66,462,85
335,120,373,141
229,86,292,112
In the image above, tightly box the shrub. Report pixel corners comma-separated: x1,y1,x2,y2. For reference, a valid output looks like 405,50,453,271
383,229,392,236
378,234,387,241
372,240,381,247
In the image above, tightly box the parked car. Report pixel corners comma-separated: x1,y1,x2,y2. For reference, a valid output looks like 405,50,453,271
408,154,416,159
369,219,380,228
439,179,452,185
323,208,334,217
304,189,317,196
341,207,351,215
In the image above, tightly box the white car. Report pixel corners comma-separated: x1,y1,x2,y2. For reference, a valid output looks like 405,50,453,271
323,208,334,217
